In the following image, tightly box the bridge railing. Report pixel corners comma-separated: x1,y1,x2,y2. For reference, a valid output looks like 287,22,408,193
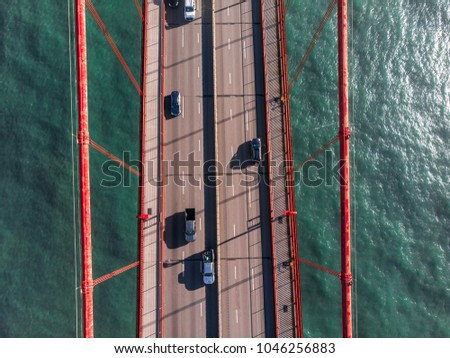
260,0,303,338
260,0,281,338
277,0,303,338
158,0,166,338
137,0,148,338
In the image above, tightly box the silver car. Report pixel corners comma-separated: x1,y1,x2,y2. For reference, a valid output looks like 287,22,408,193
202,249,215,285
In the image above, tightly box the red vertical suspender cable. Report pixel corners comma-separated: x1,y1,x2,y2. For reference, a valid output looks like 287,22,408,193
76,0,94,338
338,0,352,338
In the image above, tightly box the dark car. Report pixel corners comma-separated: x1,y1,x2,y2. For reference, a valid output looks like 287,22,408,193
251,137,262,163
167,0,180,8
170,91,181,117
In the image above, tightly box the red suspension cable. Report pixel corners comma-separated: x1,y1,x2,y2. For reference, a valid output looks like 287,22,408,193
93,261,139,287
86,0,143,95
133,0,144,21
89,139,141,177
76,0,94,338
338,0,352,338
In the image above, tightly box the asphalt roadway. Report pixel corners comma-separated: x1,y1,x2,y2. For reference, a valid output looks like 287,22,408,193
161,0,274,337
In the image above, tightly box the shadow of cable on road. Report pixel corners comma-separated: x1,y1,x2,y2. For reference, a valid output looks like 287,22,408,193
201,0,219,338
177,253,204,291
218,221,262,247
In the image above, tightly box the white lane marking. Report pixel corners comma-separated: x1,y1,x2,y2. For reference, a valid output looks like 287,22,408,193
228,38,231,50
198,66,200,78
249,188,252,207
233,224,236,237
200,302,203,317
231,145,234,157
182,170,185,195
234,265,237,280
245,111,249,131
235,309,239,323
255,310,260,331
199,179,202,191
229,72,232,84
198,139,201,152
230,108,233,121
182,27,185,48
243,40,247,60
182,96,185,118
182,251,185,276
232,184,235,197
198,102,201,114
199,216,202,231
227,6,230,16
197,32,200,44
251,268,255,291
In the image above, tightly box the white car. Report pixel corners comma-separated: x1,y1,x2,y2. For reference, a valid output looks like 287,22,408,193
202,249,215,285
184,0,196,21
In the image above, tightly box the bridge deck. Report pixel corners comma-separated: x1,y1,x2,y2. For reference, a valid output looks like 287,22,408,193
139,0,300,338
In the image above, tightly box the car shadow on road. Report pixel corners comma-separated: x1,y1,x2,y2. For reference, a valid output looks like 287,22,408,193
164,212,189,249
163,95,176,120
164,0,188,30
178,252,203,291
229,141,255,170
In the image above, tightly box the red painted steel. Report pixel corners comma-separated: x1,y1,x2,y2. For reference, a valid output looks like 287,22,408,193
137,214,150,220
134,0,144,21
76,0,94,338
158,0,166,338
278,0,303,338
259,0,280,338
298,257,341,279
338,0,353,338
86,0,143,95
294,134,339,171
288,0,337,93
89,139,141,176
93,261,139,287
137,0,148,338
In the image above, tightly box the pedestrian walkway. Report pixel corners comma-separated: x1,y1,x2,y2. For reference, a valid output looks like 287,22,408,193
262,0,301,338
139,0,162,338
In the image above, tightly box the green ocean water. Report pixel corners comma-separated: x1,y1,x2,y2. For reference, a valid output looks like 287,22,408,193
0,0,448,337
0,0,142,337
286,0,449,337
